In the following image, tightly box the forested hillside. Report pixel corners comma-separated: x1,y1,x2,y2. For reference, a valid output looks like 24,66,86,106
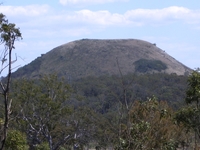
72,73,188,110
7,71,200,150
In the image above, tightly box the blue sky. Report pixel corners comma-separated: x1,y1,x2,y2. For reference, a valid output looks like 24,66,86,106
0,0,200,74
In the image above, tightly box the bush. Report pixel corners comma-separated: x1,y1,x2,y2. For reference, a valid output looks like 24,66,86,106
5,130,29,150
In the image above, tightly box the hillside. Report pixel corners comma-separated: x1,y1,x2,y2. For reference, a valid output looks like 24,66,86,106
12,39,192,79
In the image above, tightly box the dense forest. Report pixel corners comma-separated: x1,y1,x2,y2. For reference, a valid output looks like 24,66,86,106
2,72,199,150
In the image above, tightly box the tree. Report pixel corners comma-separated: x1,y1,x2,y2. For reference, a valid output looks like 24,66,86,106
185,69,200,107
12,75,73,150
118,97,185,150
67,107,103,149
175,69,200,149
0,13,22,149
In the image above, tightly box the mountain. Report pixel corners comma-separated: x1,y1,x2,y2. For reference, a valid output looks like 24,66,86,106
12,39,192,79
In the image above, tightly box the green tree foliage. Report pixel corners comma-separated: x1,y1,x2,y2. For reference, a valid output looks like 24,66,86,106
70,73,188,149
35,142,49,150
66,107,97,149
175,70,200,149
73,73,187,114
5,130,29,150
185,69,200,106
118,97,185,150
7,72,190,149
11,74,113,150
12,75,72,150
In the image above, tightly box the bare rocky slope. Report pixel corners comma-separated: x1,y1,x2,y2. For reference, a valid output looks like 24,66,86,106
12,39,192,79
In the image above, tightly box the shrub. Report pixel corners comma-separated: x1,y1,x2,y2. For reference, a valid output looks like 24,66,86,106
5,130,29,150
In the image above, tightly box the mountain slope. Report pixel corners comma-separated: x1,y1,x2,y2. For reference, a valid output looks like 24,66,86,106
12,39,192,79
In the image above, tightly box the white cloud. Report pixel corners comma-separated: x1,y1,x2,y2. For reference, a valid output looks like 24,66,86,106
2,5,200,29
61,6,200,27
55,6,200,27
1,5,200,44
59,0,128,5
0,5,50,17
74,10,126,25
1,5,200,42
125,6,200,25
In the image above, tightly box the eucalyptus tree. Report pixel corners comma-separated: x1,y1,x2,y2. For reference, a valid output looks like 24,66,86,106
175,69,200,149
12,75,73,150
0,13,22,149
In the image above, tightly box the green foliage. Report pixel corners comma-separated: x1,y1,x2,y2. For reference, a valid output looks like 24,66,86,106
119,121,150,149
185,70,200,105
134,59,167,73
0,14,22,45
175,70,200,131
8,72,189,149
35,142,49,150
175,107,200,130
162,139,178,150
5,130,29,150
12,74,73,149
174,70,200,149
117,97,184,150
73,73,187,113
